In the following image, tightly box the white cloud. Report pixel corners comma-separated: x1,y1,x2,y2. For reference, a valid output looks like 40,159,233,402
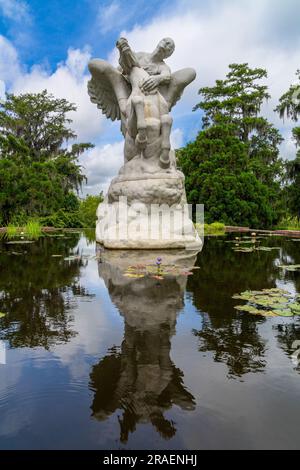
0,35,21,85
0,37,110,194
170,128,184,149
2,0,300,196
81,141,124,195
0,0,30,22
97,1,121,34
117,0,300,153
11,47,104,143
96,0,138,35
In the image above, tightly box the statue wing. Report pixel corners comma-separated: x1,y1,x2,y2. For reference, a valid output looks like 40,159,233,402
88,59,131,122
164,68,197,111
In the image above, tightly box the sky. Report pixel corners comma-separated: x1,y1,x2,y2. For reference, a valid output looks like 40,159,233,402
1,0,300,196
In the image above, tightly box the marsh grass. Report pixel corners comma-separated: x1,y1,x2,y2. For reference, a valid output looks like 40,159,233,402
1,220,43,240
25,220,42,239
6,224,19,238
196,222,226,236
277,217,300,231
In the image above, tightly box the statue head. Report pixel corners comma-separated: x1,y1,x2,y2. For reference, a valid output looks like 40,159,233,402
155,37,175,59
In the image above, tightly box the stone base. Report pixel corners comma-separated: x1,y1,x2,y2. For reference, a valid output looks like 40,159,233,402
96,171,202,250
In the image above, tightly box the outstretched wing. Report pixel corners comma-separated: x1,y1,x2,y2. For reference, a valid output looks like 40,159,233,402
88,76,120,122
169,89,184,111
163,68,197,111
88,59,130,122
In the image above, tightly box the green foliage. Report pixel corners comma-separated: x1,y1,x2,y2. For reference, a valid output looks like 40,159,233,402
210,222,226,232
275,70,300,122
276,216,300,231
233,288,300,317
178,63,284,228
40,209,83,229
276,71,300,220
25,220,42,239
6,224,18,238
0,90,93,225
78,194,104,228
196,222,225,235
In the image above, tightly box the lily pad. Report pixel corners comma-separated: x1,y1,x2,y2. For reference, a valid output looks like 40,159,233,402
272,309,295,317
232,287,300,318
234,248,254,253
122,262,196,280
289,303,300,314
256,247,280,252
6,240,34,244
234,305,267,315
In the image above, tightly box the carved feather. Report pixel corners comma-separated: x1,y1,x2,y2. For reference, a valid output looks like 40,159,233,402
88,77,121,122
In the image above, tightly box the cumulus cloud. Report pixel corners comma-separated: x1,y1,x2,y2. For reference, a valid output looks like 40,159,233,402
0,0,30,22
170,128,184,149
118,0,300,106
0,36,115,194
11,46,104,143
2,0,300,195
117,0,300,157
81,141,124,195
97,1,121,34
0,35,21,89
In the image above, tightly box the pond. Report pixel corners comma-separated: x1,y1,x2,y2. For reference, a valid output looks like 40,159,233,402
0,231,299,450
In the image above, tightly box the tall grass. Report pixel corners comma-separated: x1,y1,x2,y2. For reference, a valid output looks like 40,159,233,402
276,217,300,231
195,222,226,236
6,224,19,238
25,220,42,239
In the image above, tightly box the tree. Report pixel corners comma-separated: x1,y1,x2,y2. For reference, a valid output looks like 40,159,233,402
0,90,93,224
276,71,300,220
178,64,284,228
78,194,104,228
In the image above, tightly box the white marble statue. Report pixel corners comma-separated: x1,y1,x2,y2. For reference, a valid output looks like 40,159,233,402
88,37,202,249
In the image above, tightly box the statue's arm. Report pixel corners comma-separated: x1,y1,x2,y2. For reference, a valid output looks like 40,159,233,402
157,64,172,85
141,63,171,93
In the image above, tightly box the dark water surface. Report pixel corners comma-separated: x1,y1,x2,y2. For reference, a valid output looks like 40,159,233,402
0,231,299,450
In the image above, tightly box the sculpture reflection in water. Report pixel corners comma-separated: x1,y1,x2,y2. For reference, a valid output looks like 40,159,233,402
89,249,200,443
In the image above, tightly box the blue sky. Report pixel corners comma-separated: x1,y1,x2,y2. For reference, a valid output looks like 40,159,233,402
1,0,300,195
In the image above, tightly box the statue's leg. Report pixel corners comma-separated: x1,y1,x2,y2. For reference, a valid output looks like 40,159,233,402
131,95,147,150
88,59,130,116
165,68,196,110
160,114,173,169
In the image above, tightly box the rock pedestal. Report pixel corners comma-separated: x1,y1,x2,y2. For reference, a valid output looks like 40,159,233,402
96,153,202,250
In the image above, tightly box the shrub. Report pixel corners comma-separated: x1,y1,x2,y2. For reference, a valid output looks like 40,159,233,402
40,210,83,228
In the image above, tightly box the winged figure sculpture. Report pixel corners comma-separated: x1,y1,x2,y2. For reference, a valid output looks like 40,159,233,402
88,37,196,170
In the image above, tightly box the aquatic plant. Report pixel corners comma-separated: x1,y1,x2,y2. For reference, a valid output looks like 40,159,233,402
195,222,225,236
123,262,195,280
6,224,19,238
233,288,300,317
25,220,42,239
